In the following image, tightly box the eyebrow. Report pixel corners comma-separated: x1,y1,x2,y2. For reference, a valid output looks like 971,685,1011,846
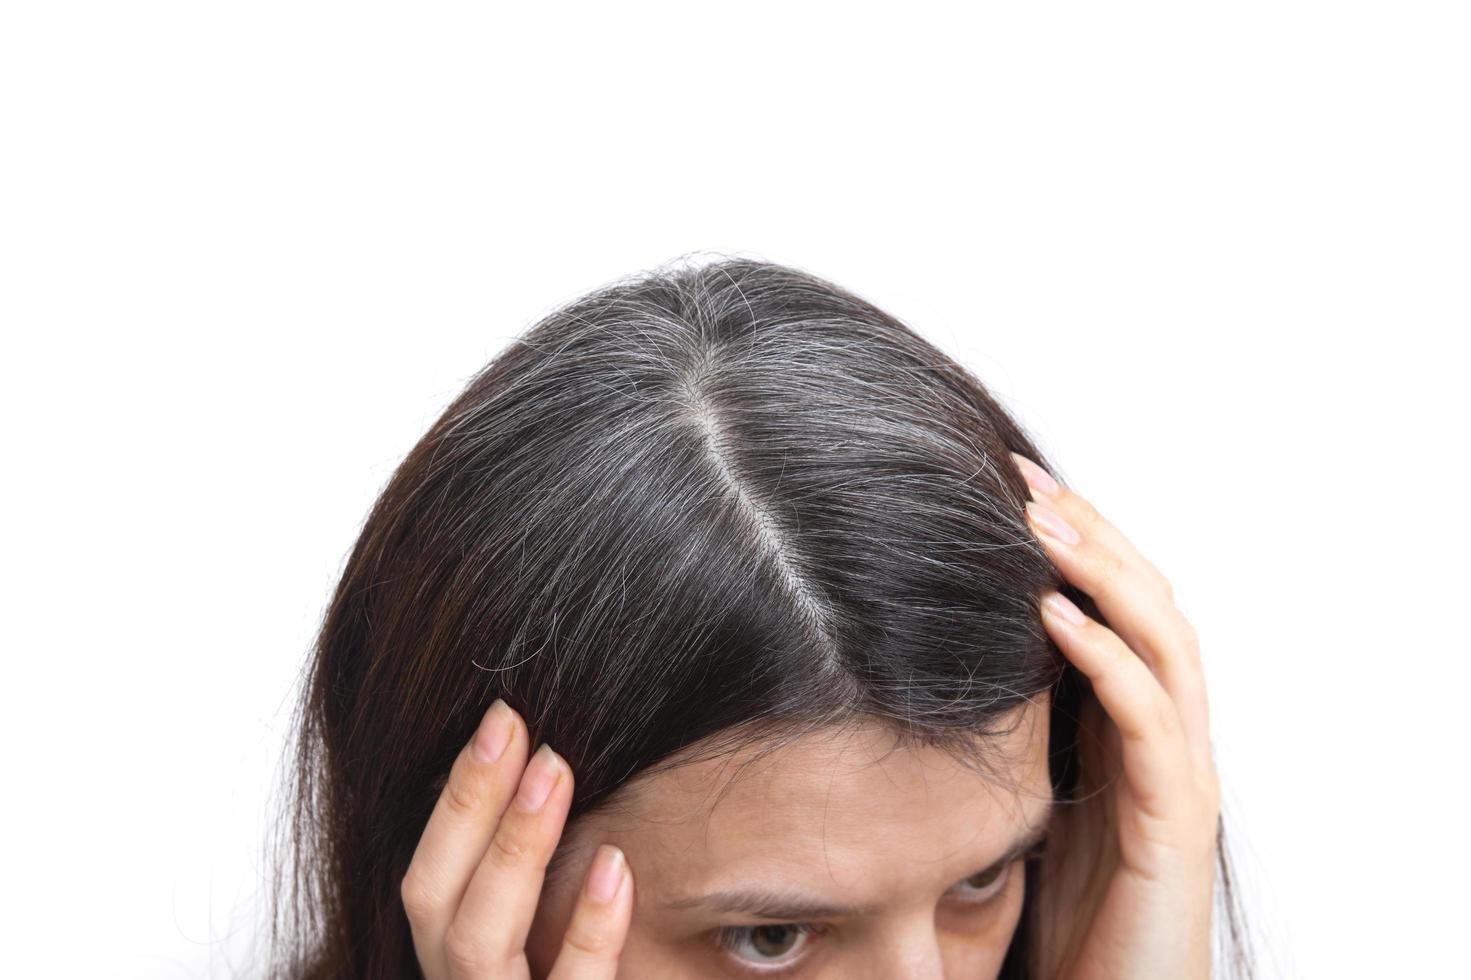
658,799,1054,921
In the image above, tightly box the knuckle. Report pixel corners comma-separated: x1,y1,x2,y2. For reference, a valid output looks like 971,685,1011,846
1091,628,1125,667
1156,573,1175,601
563,918,617,958
1091,547,1127,585
1177,618,1201,656
1064,488,1101,528
443,767,484,817
1093,638,1134,683
1153,694,1183,738
399,869,438,922
443,922,493,975
488,823,534,869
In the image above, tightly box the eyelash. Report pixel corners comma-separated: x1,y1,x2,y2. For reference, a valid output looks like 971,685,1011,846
712,923,823,974
711,847,1046,973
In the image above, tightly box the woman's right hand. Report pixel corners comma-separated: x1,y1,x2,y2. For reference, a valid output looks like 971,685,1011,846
401,698,634,979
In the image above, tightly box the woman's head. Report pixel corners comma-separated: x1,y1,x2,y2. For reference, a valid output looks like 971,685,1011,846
271,256,1100,977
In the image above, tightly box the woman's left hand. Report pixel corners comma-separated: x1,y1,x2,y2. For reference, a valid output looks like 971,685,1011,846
1010,452,1220,980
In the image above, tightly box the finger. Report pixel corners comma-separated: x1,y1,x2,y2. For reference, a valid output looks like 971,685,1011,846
1021,494,1213,773
1010,452,1174,598
547,844,635,980
402,699,529,980
444,743,575,978
1039,590,1193,819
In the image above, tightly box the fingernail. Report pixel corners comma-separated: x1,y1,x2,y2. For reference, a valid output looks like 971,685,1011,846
1043,591,1086,625
585,844,626,903
1026,499,1081,546
471,698,514,765
1012,452,1060,498
514,744,562,813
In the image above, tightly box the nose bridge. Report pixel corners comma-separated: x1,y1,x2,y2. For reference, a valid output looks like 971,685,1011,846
858,910,946,980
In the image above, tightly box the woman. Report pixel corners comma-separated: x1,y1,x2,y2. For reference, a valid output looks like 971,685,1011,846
266,258,1254,978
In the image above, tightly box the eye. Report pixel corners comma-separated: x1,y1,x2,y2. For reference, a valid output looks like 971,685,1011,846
948,860,1015,903
713,922,821,971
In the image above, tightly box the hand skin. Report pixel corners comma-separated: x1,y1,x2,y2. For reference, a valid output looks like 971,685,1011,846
400,699,634,980
1010,452,1220,980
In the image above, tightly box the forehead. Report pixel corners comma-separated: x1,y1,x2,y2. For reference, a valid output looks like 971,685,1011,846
569,697,1052,908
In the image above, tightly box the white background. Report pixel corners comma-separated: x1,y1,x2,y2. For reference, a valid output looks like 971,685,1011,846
4,3,1466,977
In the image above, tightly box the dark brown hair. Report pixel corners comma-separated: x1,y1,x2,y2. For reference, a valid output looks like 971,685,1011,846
264,255,1254,978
